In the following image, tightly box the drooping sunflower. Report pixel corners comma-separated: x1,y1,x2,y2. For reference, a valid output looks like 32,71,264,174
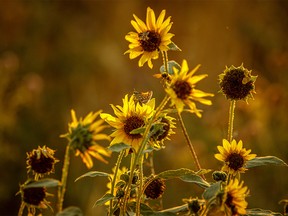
61,109,111,169
100,94,155,151
26,145,59,179
17,180,52,215
219,64,257,102
223,179,249,215
125,7,175,69
215,139,256,176
150,114,176,149
165,59,214,117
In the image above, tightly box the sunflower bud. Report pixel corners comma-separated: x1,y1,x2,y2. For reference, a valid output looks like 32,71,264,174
212,171,227,182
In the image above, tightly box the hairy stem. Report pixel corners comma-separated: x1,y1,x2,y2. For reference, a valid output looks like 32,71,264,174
227,100,236,142
57,144,71,212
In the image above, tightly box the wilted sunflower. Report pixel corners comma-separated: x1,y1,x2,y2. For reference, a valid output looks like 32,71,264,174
61,109,111,169
17,180,52,215
215,139,256,176
219,64,257,102
150,114,176,149
125,7,175,68
165,59,214,117
222,179,249,215
100,94,155,151
26,145,59,179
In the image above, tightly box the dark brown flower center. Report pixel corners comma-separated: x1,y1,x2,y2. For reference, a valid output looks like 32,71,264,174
220,69,253,100
23,187,46,206
173,80,192,100
138,31,161,52
29,153,55,174
152,118,170,141
124,116,144,139
226,153,244,171
144,178,166,199
225,193,238,215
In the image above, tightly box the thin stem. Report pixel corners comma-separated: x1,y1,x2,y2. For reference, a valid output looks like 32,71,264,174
122,95,170,215
18,202,25,216
109,150,125,216
162,51,169,72
177,112,204,179
57,144,71,212
149,152,155,175
227,100,236,142
135,155,144,215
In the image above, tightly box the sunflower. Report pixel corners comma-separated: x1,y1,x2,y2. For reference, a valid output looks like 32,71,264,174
100,94,155,151
150,114,176,149
223,179,249,215
125,7,174,68
219,64,257,102
61,109,111,169
26,145,59,179
165,59,214,117
215,139,256,176
17,180,52,215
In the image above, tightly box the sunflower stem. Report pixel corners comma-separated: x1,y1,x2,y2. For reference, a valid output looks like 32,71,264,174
136,155,144,216
162,51,169,73
227,100,236,142
176,112,205,179
57,144,71,212
109,150,125,216
17,202,25,216
122,95,170,215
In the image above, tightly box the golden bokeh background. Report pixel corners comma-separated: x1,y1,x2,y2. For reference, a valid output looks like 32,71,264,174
0,0,287,215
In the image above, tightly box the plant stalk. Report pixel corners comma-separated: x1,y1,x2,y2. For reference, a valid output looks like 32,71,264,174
227,100,236,142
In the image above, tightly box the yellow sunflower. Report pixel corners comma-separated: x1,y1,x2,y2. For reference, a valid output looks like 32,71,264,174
61,109,111,169
223,179,249,215
215,139,256,176
100,94,155,151
165,59,214,117
125,7,174,68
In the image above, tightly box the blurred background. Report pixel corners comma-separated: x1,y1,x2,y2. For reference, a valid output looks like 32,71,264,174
1,0,287,215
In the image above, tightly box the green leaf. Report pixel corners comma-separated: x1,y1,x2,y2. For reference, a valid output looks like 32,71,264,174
245,156,288,168
75,171,110,182
108,143,131,152
93,193,115,207
130,127,146,135
203,182,221,201
56,206,83,216
24,178,60,188
160,60,181,75
157,168,210,188
128,202,177,216
246,208,283,216
168,41,182,51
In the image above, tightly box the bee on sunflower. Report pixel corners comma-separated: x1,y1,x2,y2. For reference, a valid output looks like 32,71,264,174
125,7,175,68
214,139,256,176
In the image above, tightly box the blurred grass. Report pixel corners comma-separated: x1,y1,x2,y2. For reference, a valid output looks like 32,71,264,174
0,0,287,215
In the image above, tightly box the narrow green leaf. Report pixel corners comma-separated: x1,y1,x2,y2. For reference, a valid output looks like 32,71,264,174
56,206,83,216
157,168,195,180
160,60,181,75
203,182,221,201
179,173,210,188
157,168,210,188
93,193,115,207
128,202,177,216
75,171,110,182
246,208,283,216
130,127,146,135
168,41,182,51
24,178,60,188
108,143,131,152
245,156,288,168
